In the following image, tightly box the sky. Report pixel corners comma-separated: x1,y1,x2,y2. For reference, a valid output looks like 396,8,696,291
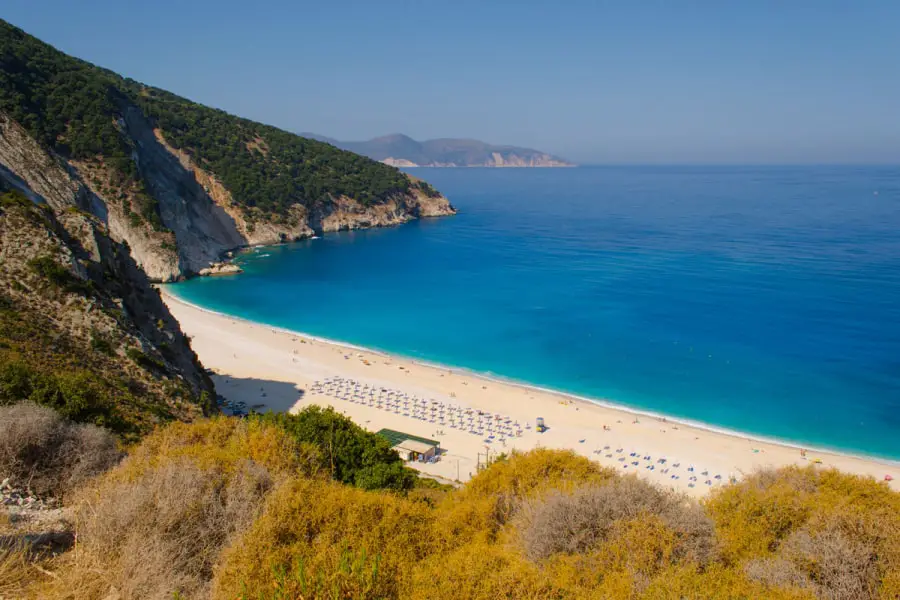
4,1,899,164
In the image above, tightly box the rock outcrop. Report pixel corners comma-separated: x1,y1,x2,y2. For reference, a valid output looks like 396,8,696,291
199,262,243,277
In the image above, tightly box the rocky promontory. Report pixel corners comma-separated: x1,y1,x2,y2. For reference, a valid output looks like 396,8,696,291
198,262,243,277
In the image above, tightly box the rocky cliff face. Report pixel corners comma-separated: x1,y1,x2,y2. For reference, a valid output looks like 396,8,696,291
0,110,454,282
308,187,454,232
0,188,215,434
484,152,573,168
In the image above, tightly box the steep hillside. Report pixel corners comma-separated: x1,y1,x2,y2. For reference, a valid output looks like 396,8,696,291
305,132,575,167
0,187,214,439
0,20,454,281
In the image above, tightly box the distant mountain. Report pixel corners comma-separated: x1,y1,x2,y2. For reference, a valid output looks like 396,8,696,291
301,133,575,168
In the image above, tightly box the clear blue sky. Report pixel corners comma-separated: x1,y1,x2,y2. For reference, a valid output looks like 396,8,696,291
5,1,899,164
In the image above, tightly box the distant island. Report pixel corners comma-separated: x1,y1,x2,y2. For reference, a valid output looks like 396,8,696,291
302,133,576,168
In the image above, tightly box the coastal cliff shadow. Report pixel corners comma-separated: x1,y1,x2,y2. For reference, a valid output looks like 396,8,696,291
211,374,307,414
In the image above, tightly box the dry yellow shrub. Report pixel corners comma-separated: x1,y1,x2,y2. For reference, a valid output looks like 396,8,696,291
512,477,715,566
406,543,561,600
594,516,678,577
880,568,900,600
803,469,900,580
432,448,616,547
639,564,816,600
35,417,316,600
19,425,900,600
534,516,677,599
706,465,900,599
212,477,434,600
118,417,323,478
705,466,818,560
462,448,616,499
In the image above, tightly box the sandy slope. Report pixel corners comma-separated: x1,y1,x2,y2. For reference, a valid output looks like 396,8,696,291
161,289,898,497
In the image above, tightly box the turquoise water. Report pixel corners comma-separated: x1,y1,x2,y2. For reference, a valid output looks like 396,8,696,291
170,166,900,460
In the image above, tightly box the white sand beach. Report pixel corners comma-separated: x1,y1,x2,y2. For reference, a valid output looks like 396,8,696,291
161,288,899,497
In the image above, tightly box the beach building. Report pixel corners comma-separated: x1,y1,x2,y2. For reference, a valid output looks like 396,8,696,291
393,439,438,462
377,428,440,462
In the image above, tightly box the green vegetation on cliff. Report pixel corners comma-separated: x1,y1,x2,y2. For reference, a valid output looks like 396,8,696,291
0,19,436,220
134,88,414,211
0,25,134,174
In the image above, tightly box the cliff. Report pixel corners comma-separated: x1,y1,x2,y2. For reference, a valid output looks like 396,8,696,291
0,20,454,282
306,133,576,167
0,187,215,438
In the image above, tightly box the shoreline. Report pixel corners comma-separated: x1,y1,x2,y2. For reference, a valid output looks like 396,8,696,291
160,286,899,496
163,286,899,467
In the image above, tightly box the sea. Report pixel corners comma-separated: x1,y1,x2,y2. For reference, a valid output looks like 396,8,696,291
168,166,900,461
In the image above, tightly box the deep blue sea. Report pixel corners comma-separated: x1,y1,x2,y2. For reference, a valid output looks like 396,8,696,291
170,166,900,460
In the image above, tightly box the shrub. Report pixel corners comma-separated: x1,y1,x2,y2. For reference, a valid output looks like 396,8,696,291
708,466,900,599
414,180,441,198
0,190,34,210
52,459,273,600
705,466,818,560
432,448,616,545
15,429,900,600
0,359,32,402
0,358,113,425
27,256,93,296
514,477,716,565
707,466,900,544
125,347,165,372
241,543,387,600
89,333,114,355
34,419,317,599
119,417,323,480
746,523,879,600
560,515,681,595
407,543,557,600
255,408,416,491
0,402,120,496
211,477,434,600
639,563,816,600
